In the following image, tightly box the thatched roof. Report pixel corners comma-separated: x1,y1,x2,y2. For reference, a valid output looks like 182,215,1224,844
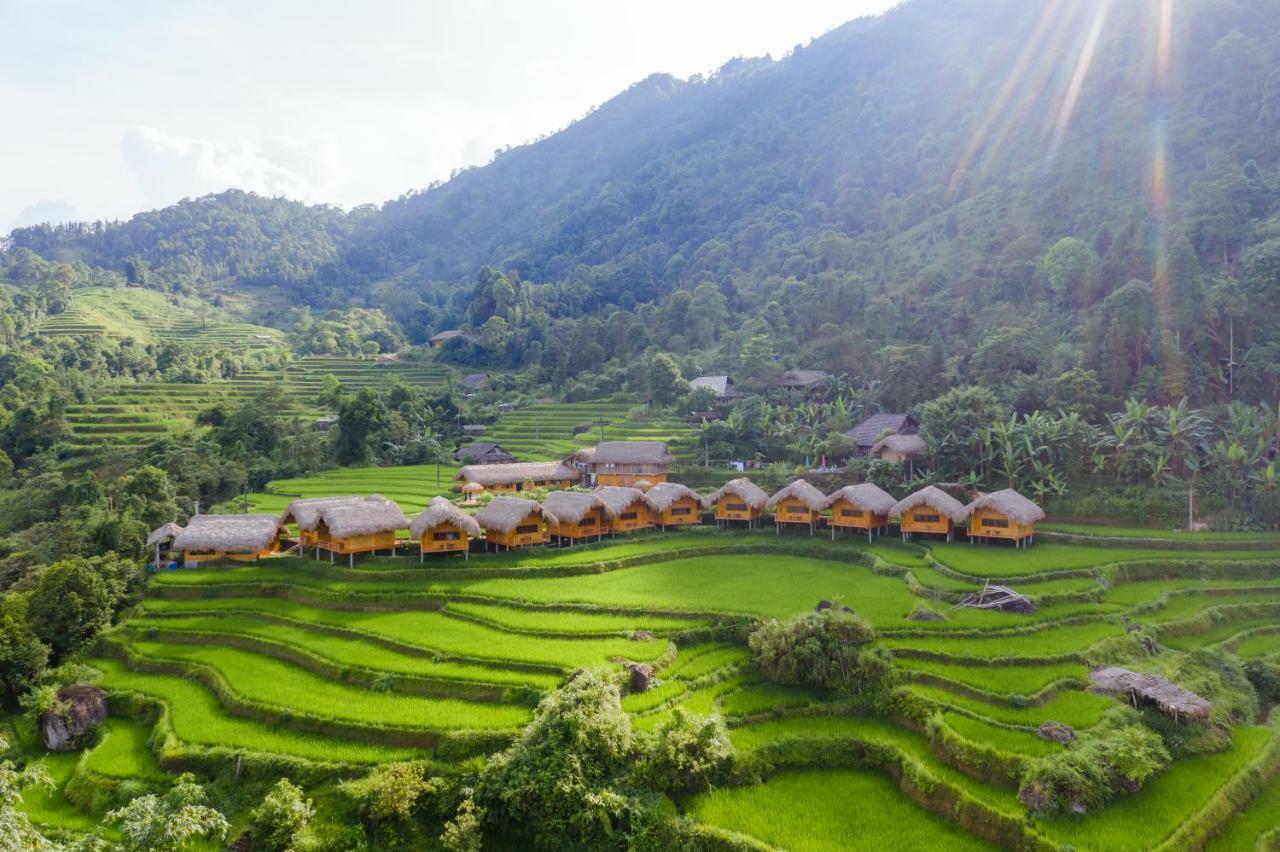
317,495,408,538
475,497,557,533
410,497,482,539
891,486,967,522
593,486,659,515
588,441,674,465
766,479,827,511
455,461,578,486
646,482,702,511
1089,667,1212,720
146,522,183,547
871,433,927,458
822,483,897,515
281,496,362,530
689,376,738,398
777,370,832,389
462,482,485,493
845,413,918,448
703,477,768,510
543,491,616,524
172,514,283,553
965,489,1045,524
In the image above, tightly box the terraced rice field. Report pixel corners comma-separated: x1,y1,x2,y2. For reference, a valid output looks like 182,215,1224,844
64,358,450,449
26,525,1280,848
481,399,698,461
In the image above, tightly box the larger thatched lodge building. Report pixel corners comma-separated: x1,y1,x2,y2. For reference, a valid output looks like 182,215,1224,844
964,488,1045,547
892,486,967,542
168,514,284,565
285,494,407,565
645,483,702,529
280,496,363,548
543,491,615,544
575,441,674,487
410,497,482,561
455,461,577,494
475,496,556,550
593,486,658,533
704,477,769,527
766,479,827,534
823,483,896,541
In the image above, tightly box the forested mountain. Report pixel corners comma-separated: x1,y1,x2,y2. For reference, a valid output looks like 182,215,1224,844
10,0,1280,407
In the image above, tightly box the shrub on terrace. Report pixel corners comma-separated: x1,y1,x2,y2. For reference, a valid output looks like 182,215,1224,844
104,773,230,851
748,609,895,698
1018,724,1169,817
249,778,316,852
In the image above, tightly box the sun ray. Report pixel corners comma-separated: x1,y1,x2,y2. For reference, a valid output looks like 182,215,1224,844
1048,0,1112,161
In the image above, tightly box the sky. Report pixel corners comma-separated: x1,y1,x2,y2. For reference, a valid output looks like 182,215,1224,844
1,0,895,231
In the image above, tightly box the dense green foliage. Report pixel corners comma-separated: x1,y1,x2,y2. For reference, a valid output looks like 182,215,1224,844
748,609,895,698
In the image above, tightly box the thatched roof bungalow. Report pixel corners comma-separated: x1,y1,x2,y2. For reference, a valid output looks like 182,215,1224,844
594,486,658,533
646,482,702,528
455,461,577,494
766,479,827,534
578,441,674,487
475,496,557,550
964,489,1045,547
280,496,362,536
307,495,408,564
146,522,183,563
891,486,967,542
823,483,897,540
870,434,927,463
171,514,284,564
703,477,768,527
543,491,616,543
410,497,482,561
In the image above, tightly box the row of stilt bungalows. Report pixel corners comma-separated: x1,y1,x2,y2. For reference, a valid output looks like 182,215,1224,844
148,479,1045,566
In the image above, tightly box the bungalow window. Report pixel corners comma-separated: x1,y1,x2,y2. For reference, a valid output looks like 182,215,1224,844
670,507,692,516
433,531,461,541
727,502,748,512
579,516,596,527
621,511,638,520
516,524,540,535
982,517,1009,529
841,508,863,518
915,513,941,524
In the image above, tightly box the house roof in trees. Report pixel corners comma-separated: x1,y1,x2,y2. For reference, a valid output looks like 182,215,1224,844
171,514,283,553
845,413,919,448
455,461,577,486
453,442,515,464
777,370,832,389
689,375,738,398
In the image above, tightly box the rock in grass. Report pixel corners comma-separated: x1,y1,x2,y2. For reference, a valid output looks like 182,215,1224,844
631,630,654,641
626,663,654,693
907,606,945,622
1037,721,1076,744
41,685,108,751
815,599,833,612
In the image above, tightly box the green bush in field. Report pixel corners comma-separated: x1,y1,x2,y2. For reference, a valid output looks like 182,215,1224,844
1018,725,1169,817
748,610,895,699
104,772,230,851
250,778,315,851
635,709,734,795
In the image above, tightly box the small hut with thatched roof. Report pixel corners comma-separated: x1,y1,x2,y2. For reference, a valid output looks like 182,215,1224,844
475,496,557,550
891,485,967,542
766,479,827,535
461,481,485,504
410,497,482,562
964,488,1045,547
309,495,408,565
646,483,702,529
146,522,183,565
455,461,577,494
171,514,284,565
703,478,769,528
280,496,363,549
823,483,897,541
543,491,616,544
870,434,928,478
594,486,658,534
1089,667,1212,721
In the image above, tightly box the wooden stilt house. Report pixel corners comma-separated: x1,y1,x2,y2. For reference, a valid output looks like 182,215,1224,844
475,497,556,550
308,495,409,567
576,441,674,487
822,483,896,541
766,479,827,535
593,486,658,534
146,522,183,566
703,478,768,528
645,482,702,529
455,461,577,494
891,486,967,542
963,489,1045,547
543,491,616,544
170,514,284,566
280,496,363,551
410,497,482,562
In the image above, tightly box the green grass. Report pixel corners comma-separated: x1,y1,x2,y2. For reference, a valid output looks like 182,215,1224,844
136,597,667,669
250,463,461,515
1162,617,1280,651
906,684,1114,729
1232,630,1280,658
1041,522,1280,543
663,644,752,680
127,641,533,731
930,543,1280,578
1102,578,1280,607
20,750,102,834
721,682,823,717
622,680,689,713
882,620,1125,660
89,658,423,763
898,658,1089,696
1038,725,1272,850
941,712,1063,756
482,400,697,462
1206,762,1280,851
688,768,994,851
444,601,707,635
83,718,167,781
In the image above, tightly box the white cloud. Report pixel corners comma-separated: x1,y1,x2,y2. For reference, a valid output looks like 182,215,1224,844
120,125,342,207
10,199,77,230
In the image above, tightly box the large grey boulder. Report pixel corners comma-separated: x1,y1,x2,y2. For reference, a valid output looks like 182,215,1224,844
40,685,108,751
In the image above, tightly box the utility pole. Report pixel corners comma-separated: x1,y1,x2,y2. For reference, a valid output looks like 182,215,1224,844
242,484,249,513
597,417,606,443
192,499,201,516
